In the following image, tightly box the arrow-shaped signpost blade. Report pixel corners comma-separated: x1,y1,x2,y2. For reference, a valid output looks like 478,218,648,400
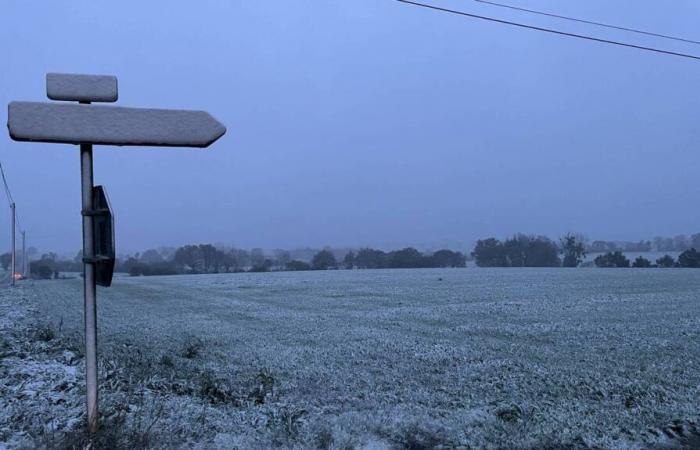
8,101,226,148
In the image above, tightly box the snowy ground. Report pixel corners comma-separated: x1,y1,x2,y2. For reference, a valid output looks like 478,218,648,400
1,268,699,449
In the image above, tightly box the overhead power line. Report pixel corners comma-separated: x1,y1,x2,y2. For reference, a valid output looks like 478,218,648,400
395,0,700,61
470,0,700,46
0,161,23,232
0,161,14,205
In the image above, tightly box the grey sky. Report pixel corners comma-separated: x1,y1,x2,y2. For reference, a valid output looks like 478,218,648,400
2,0,700,255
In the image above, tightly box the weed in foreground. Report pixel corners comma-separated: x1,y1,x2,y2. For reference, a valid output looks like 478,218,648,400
250,368,275,405
181,336,204,359
34,322,56,342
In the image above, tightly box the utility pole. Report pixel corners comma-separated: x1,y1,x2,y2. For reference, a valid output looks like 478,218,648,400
10,202,15,286
22,231,26,277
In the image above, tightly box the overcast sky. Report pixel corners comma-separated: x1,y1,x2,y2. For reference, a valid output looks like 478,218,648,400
2,0,700,255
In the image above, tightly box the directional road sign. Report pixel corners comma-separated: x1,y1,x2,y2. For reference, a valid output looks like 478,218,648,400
47,73,118,103
5,72,227,434
8,101,226,148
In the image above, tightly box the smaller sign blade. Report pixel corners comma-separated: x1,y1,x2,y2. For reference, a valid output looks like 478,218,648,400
47,73,118,103
8,101,226,148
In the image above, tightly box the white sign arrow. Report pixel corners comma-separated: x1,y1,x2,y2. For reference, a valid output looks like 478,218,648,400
8,101,226,148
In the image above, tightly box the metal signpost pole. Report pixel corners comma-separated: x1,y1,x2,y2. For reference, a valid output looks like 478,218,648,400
10,202,15,286
80,140,98,433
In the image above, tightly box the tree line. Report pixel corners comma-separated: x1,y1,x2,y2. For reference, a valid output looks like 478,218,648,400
4,245,469,275
472,233,586,268
589,233,700,253
103,245,466,277
593,249,700,268
471,233,700,268
123,245,467,276
13,234,700,280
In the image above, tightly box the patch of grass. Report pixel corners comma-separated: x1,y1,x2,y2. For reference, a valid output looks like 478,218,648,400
391,423,455,450
494,404,523,423
250,368,275,405
60,330,85,358
314,426,334,450
159,353,175,368
34,322,56,342
0,335,10,351
181,335,204,359
198,370,234,404
51,393,167,450
268,407,308,445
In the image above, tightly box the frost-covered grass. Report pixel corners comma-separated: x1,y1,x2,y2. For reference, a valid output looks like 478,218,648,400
2,268,700,449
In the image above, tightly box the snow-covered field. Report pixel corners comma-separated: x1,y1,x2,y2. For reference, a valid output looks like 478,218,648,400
1,268,699,449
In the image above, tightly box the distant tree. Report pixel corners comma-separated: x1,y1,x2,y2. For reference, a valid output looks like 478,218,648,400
120,257,140,274
250,248,266,269
632,256,652,268
430,249,467,268
503,235,528,267
673,235,690,251
198,244,214,272
560,233,587,268
387,248,426,268
140,249,164,264
289,248,318,262
174,245,202,273
524,236,561,267
503,235,560,267
589,240,617,253
354,248,387,269
141,262,180,276
653,237,675,252
623,240,652,252
29,259,54,279
286,260,311,271
198,244,223,272
129,265,144,277
231,249,250,268
472,238,507,267
248,259,273,272
0,253,10,271
692,234,700,251
41,252,58,261
342,251,355,269
312,250,337,270
656,254,675,268
678,248,700,268
594,251,630,268
156,247,177,261
220,252,238,272
274,250,291,269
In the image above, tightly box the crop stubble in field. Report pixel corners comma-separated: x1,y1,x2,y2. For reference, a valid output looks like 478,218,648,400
8,268,700,448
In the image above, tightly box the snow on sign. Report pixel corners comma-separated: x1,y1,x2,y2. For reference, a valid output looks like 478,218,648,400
8,101,226,147
47,72,118,103
5,73,227,434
